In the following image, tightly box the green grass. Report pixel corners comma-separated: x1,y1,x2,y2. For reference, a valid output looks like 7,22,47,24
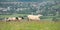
0,14,28,18
0,21,60,30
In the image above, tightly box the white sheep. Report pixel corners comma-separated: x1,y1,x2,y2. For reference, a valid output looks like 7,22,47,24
27,14,43,21
5,17,24,22
6,17,17,21
18,17,23,21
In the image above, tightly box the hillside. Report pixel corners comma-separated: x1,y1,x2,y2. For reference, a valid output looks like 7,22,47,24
0,0,60,16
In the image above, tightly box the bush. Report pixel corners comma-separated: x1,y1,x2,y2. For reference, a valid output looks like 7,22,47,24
52,17,59,22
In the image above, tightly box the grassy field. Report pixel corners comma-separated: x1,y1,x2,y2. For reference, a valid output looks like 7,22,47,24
0,14,60,30
0,21,60,30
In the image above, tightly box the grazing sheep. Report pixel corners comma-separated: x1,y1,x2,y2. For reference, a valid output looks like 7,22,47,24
18,17,23,21
27,14,43,21
6,17,17,21
5,17,24,22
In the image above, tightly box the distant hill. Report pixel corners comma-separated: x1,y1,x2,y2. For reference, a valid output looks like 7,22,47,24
0,0,60,16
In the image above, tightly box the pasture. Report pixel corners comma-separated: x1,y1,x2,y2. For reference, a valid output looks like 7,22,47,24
0,14,60,30
0,21,60,30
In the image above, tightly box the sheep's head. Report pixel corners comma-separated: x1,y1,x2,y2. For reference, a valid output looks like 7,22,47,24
38,14,43,17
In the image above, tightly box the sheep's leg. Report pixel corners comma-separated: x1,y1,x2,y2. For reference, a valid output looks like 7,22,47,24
27,18,29,21
28,19,30,21
27,18,30,21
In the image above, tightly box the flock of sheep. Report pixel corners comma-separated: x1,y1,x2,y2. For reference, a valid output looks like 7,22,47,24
4,14,43,22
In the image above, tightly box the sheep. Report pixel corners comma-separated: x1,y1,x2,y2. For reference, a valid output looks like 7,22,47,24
6,17,17,21
18,17,24,21
5,17,24,22
27,14,43,21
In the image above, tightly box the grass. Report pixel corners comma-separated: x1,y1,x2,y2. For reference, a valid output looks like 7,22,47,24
0,14,60,30
0,21,60,30
0,14,28,18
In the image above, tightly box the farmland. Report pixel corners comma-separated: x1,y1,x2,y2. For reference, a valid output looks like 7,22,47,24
0,14,60,30
0,0,60,30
